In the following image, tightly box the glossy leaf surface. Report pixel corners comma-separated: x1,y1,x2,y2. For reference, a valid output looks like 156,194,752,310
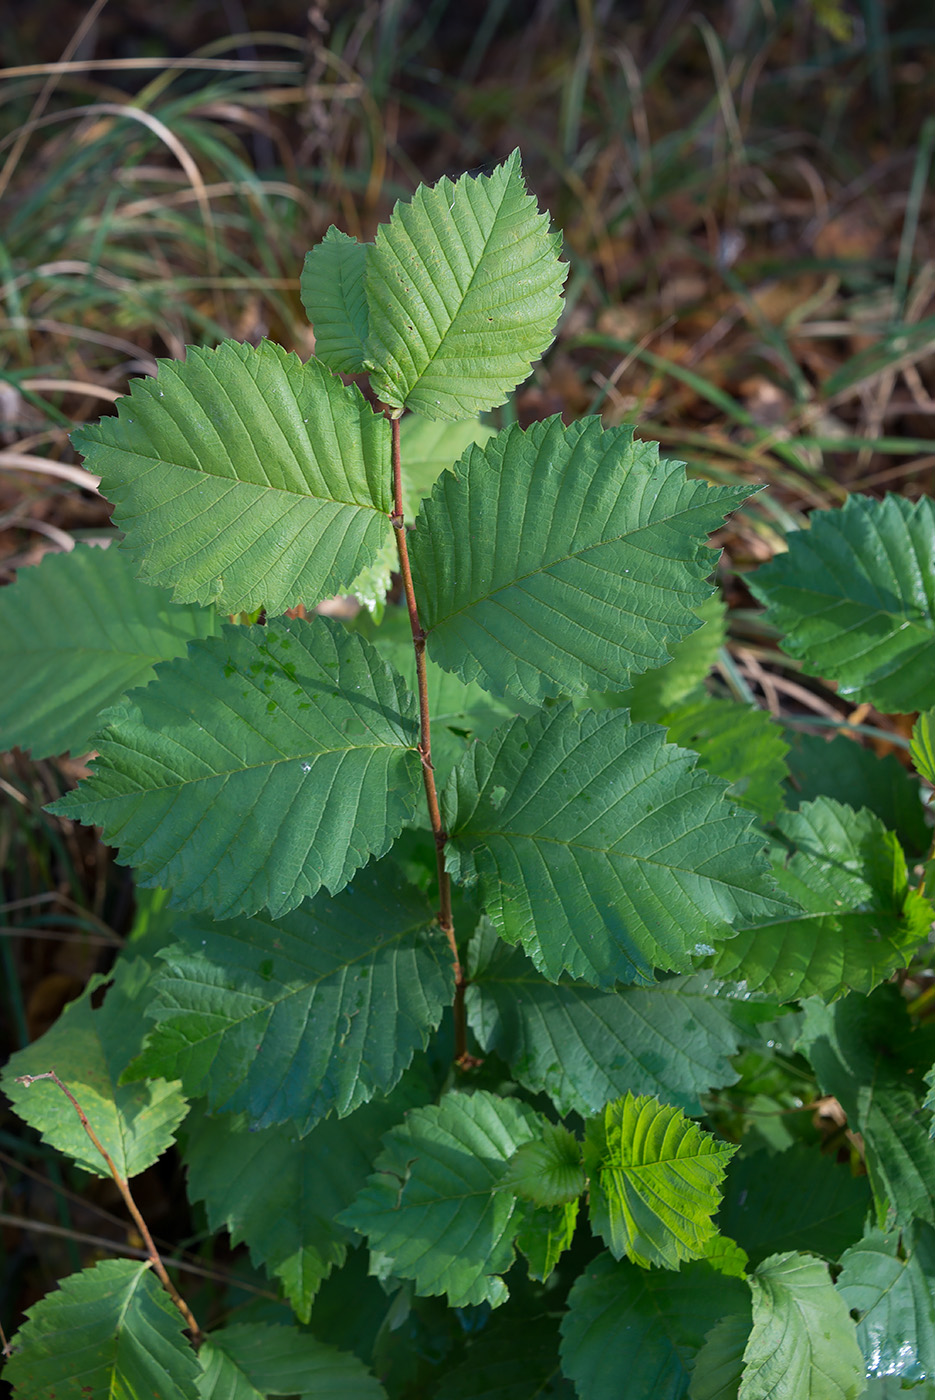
837,1225,935,1386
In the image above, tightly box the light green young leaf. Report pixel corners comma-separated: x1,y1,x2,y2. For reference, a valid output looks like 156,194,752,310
365,150,566,420
467,922,744,1116
338,1090,541,1308
197,1323,386,1400
912,711,935,784
71,340,391,615
560,1253,747,1400
501,1122,585,1205
514,1198,579,1282
412,417,749,704
689,1308,752,1400
300,227,371,374
0,545,219,760
797,986,935,1229
2,958,187,1180
719,1145,871,1266
126,858,453,1132
4,1259,201,1400
749,493,935,713
183,1072,430,1322
584,1094,736,1269
740,1252,865,1400
713,798,933,1002
837,1225,935,1386
662,697,790,822
446,704,787,987
50,618,421,919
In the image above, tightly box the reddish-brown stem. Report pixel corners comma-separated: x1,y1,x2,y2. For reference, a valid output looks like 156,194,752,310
388,414,475,1066
14,1070,203,1346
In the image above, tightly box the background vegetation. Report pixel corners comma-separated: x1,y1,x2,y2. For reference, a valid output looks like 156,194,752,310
3,0,935,1380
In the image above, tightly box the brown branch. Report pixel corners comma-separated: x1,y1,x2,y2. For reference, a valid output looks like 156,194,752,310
387,413,477,1067
13,1071,203,1347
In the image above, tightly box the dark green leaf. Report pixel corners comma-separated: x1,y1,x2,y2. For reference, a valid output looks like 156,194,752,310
300,228,371,374
338,1090,541,1307
467,923,744,1116
197,1323,386,1400
72,341,391,615
2,958,187,1179
412,417,748,703
749,493,935,713
837,1225,935,1386
740,1251,865,1400
584,1095,735,1269
127,858,452,1132
4,1260,200,1400
501,1122,585,1205
514,1198,579,1281
688,1307,752,1400
718,1145,871,1266
446,704,787,987
0,545,219,760
436,1314,574,1399
51,618,421,919
597,594,727,721
560,1253,747,1400
663,697,789,822
713,798,933,1001
365,151,566,420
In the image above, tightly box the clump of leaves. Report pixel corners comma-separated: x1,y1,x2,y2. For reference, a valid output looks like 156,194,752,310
3,151,935,1400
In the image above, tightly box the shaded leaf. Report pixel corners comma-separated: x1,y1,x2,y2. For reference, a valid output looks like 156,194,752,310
446,704,787,987
560,1253,746,1400
663,697,789,822
127,857,453,1132
365,151,566,420
740,1251,865,1400
689,1307,752,1400
300,228,371,374
338,1090,541,1308
412,417,748,704
718,1145,871,1266
713,798,933,1001
584,1094,735,1269
2,958,186,1180
4,1259,200,1400
514,1198,579,1281
0,545,219,760
72,341,391,615
197,1323,386,1400
749,493,935,713
51,618,421,919
467,922,744,1116
436,1314,574,1399
837,1225,935,1386
501,1122,585,1205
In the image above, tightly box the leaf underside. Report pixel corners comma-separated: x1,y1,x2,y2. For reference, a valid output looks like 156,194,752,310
50,617,421,919
412,417,748,704
72,340,392,615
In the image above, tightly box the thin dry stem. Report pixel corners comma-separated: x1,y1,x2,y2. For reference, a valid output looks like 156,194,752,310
14,1070,203,1346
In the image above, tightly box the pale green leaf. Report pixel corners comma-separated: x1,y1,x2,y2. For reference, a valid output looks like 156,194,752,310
501,1122,585,1205
4,1259,201,1400
71,341,392,615
301,228,371,373
740,1251,865,1400
703,1236,750,1279
663,697,789,822
584,1094,735,1269
719,1145,871,1266
713,798,933,1002
412,417,748,704
126,858,453,1131
338,1090,541,1308
197,1323,386,1400
0,544,220,760
912,711,935,785
749,493,935,713
689,1309,752,1400
837,1225,935,1386
560,1253,747,1400
467,922,744,1116
446,704,787,987
50,618,421,919
2,958,187,1180
365,150,566,420
183,1073,430,1322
